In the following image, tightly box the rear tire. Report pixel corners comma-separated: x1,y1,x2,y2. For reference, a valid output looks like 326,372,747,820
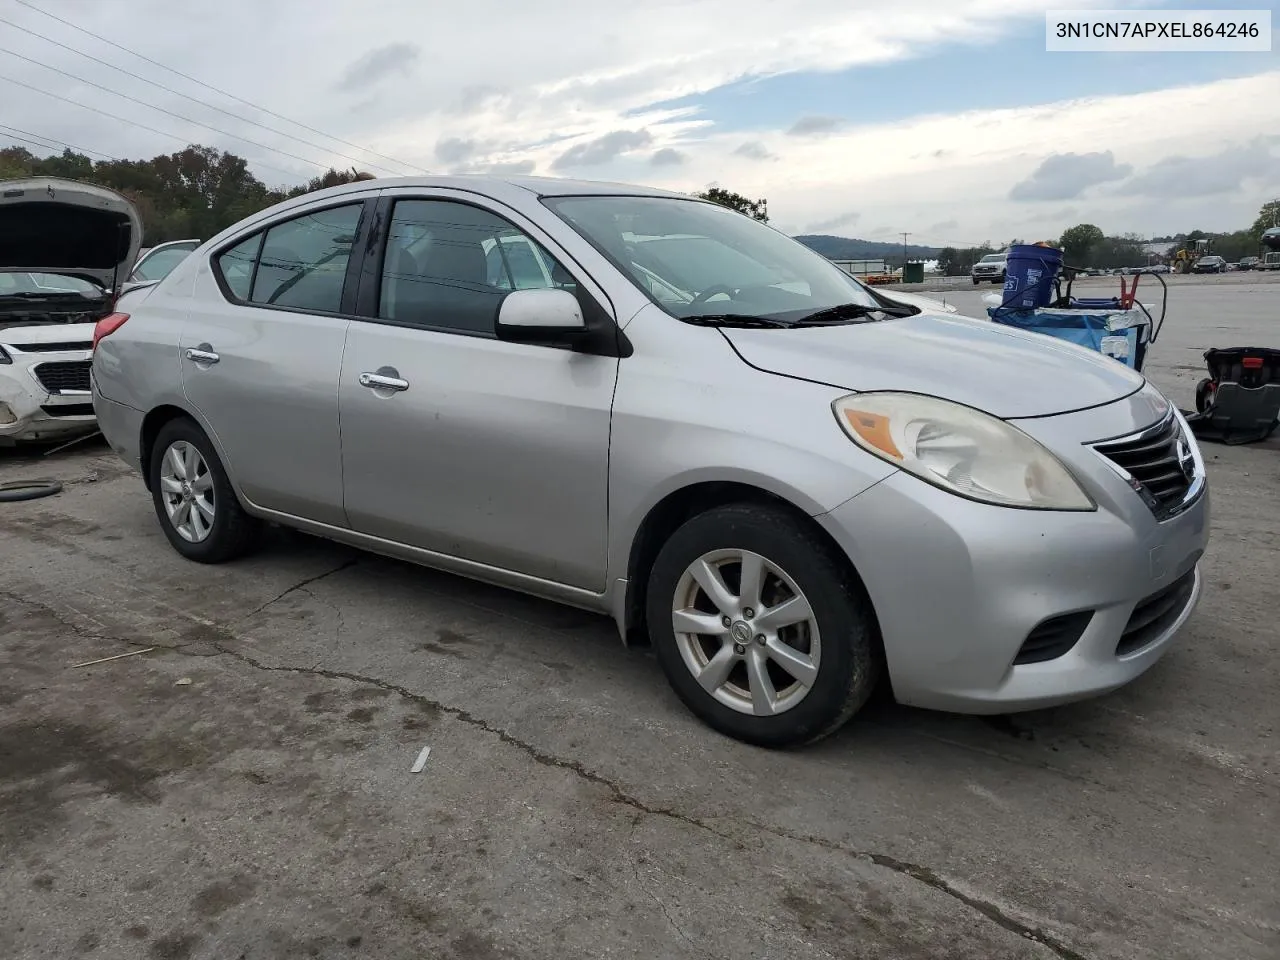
149,417,262,563
646,503,880,748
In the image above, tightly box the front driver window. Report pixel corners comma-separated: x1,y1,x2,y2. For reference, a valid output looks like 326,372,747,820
379,199,574,334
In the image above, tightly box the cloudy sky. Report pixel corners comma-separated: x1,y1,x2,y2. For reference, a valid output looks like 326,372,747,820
1,0,1277,245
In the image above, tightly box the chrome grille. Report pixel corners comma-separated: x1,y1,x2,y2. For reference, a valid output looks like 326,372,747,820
1092,412,1200,521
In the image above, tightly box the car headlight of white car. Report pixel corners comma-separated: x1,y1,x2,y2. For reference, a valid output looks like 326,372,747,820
833,392,1096,511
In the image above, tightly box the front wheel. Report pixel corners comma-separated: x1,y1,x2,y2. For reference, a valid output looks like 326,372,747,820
646,503,880,748
149,417,262,563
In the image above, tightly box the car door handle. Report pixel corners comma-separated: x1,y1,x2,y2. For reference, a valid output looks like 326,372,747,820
185,348,220,364
358,372,409,392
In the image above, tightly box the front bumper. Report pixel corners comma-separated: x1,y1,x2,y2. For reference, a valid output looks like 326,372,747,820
816,400,1210,714
0,345,97,445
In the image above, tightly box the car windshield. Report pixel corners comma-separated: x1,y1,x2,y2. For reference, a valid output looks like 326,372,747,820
0,272,102,296
979,254,1004,263
544,195,880,322
132,243,199,282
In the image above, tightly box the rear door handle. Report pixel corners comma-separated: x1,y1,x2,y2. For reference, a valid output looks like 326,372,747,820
185,348,220,364
358,372,409,392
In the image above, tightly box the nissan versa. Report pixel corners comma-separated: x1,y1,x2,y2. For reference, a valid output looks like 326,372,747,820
90,176,1209,747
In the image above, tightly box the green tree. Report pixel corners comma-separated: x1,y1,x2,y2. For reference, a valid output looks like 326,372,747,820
285,167,377,199
1,140,375,244
694,185,768,222
936,247,958,276
1059,223,1105,265
1250,200,1280,239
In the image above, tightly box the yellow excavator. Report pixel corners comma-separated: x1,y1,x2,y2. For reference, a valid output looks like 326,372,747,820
1173,238,1211,273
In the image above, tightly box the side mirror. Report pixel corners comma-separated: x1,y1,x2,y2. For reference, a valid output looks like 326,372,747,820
496,288,586,343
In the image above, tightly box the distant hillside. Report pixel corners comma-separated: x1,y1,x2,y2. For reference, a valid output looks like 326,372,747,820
794,234,942,261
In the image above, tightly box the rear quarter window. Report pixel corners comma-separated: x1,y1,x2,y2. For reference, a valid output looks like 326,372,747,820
215,234,263,300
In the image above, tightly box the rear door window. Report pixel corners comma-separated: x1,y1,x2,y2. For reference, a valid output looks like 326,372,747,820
249,204,363,313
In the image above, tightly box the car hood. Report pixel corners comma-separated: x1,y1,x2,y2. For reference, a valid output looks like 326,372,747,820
876,289,957,314
0,177,143,292
722,312,1145,419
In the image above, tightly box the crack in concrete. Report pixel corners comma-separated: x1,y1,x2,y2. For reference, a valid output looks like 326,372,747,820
199,644,1086,960
0,592,174,654
234,559,359,624
631,858,731,960
5,589,1085,960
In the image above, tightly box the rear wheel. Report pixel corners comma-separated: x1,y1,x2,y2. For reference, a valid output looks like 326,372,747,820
149,417,262,563
646,503,880,748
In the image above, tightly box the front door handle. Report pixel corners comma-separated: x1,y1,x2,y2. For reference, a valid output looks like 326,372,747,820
358,372,409,392
185,348,220,364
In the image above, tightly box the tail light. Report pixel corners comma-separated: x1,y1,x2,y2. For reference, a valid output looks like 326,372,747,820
92,312,130,353
1242,357,1263,369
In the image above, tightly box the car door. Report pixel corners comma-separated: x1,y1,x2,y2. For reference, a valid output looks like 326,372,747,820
338,192,618,591
180,197,373,526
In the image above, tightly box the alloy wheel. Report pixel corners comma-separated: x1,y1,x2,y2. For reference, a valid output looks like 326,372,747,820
671,548,821,716
158,440,216,543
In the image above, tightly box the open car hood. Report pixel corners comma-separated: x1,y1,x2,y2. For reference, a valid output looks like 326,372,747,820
0,177,143,292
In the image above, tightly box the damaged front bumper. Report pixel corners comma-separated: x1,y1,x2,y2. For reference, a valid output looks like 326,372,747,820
0,334,98,445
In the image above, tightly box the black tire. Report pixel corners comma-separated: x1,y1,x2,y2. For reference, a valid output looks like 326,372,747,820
0,479,63,502
149,417,262,563
1195,378,1215,414
646,503,880,748
971,278,980,285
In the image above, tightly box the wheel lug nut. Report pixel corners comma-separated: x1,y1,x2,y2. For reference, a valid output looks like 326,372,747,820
733,643,746,655
743,607,755,619
721,616,732,628
755,634,766,645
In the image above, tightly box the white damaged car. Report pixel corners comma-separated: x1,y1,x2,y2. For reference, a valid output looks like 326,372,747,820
0,178,141,445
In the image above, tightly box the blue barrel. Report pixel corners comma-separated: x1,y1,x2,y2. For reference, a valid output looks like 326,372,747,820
1002,244,1063,310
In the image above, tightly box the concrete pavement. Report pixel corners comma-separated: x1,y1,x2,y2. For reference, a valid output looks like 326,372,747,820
1,275,1277,960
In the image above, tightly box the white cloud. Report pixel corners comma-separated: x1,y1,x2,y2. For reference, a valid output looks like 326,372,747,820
551,129,654,169
1,0,1274,241
1009,151,1133,201
650,147,687,166
0,0,1119,183
1126,136,1279,197
733,141,776,161
787,115,846,137
807,211,860,233
657,72,1280,241
337,43,420,92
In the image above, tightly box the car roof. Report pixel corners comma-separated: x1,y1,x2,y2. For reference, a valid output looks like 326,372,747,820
289,174,692,202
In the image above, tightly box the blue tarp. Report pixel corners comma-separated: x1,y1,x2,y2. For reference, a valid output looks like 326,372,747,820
987,306,1150,370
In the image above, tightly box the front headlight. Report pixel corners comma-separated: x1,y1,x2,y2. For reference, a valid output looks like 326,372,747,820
833,392,1095,511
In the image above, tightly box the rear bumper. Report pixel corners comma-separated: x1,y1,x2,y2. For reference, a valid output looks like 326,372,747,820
91,390,145,473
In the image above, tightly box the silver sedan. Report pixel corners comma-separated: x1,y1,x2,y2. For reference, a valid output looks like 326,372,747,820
91,175,1209,747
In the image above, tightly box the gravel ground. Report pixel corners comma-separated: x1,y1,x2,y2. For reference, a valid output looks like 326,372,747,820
1,273,1277,960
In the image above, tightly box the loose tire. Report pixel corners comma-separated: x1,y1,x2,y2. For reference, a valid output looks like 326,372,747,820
149,417,261,563
1195,378,1215,414
646,503,880,747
